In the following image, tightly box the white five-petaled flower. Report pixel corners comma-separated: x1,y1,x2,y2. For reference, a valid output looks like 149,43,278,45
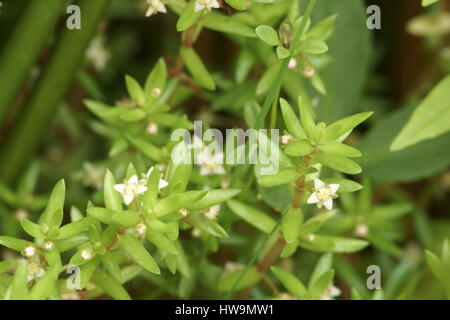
321,285,341,300
146,0,167,17
142,167,169,189
307,179,339,211
136,223,147,235
194,0,220,12
147,122,158,135
204,205,220,220
44,241,54,251
114,175,148,205
196,150,225,176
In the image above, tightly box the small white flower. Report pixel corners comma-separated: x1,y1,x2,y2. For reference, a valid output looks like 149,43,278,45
143,166,169,189
178,208,188,217
27,261,45,282
194,0,220,12
86,38,110,71
24,246,36,258
114,175,148,205
82,162,104,189
191,228,201,238
306,234,315,242
196,150,225,176
303,66,315,78
205,205,220,220
151,87,162,98
220,179,230,188
307,179,339,211
288,57,297,69
274,292,296,300
15,209,28,220
145,0,167,17
44,241,54,251
81,249,92,261
147,122,158,135
321,284,341,300
355,224,369,237
281,134,293,146
224,261,244,274
136,223,147,235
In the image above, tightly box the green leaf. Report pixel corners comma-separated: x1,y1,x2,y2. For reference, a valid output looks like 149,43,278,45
298,235,369,253
271,266,307,298
176,0,202,32
257,168,301,188
309,253,333,288
29,267,58,300
10,260,28,300
112,210,140,227
201,12,257,38
125,75,145,105
39,179,65,226
285,140,315,157
104,169,122,211
298,38,328,55
279,98,307,139
224,0,246,10
359,104,450,182
235,49,255,84
117,234,160,274
306,14,337,41
87,207,117,225
255,25,281,46
282,206,303,243
180,47,215,90
20,219,44,238
310,72,326,95
186,189,241,210
218,267,261,291
154,194,183,216
314,151,361,174
44,248,62,270
300,210,336,236
319,141,361,158
276,45,291,59
126,134,162,162
256,64,278,96
324,178,362,193
57,217,92,240
425,250,447,284
391,75,450,151
144,58,167,98
190,214,228,238
101,253,123,284
0,260,13,274
324,112,373,141
92,269,131,300
309,269,334,298
298,96,316,140
422,0,440,7
0,236,31,251
146,230,178,254
227,200,276,234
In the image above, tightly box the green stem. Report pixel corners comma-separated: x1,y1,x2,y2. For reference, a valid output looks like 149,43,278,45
0,0,66,123
0,0,109,185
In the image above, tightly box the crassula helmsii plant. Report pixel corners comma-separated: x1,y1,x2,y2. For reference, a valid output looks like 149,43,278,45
0,0,449,300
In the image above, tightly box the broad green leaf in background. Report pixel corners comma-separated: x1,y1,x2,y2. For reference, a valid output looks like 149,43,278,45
201,12,257,38
176,0,202,32
391,75,450,151
307,0,371,123
218,267,261,291
359,104,450,182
